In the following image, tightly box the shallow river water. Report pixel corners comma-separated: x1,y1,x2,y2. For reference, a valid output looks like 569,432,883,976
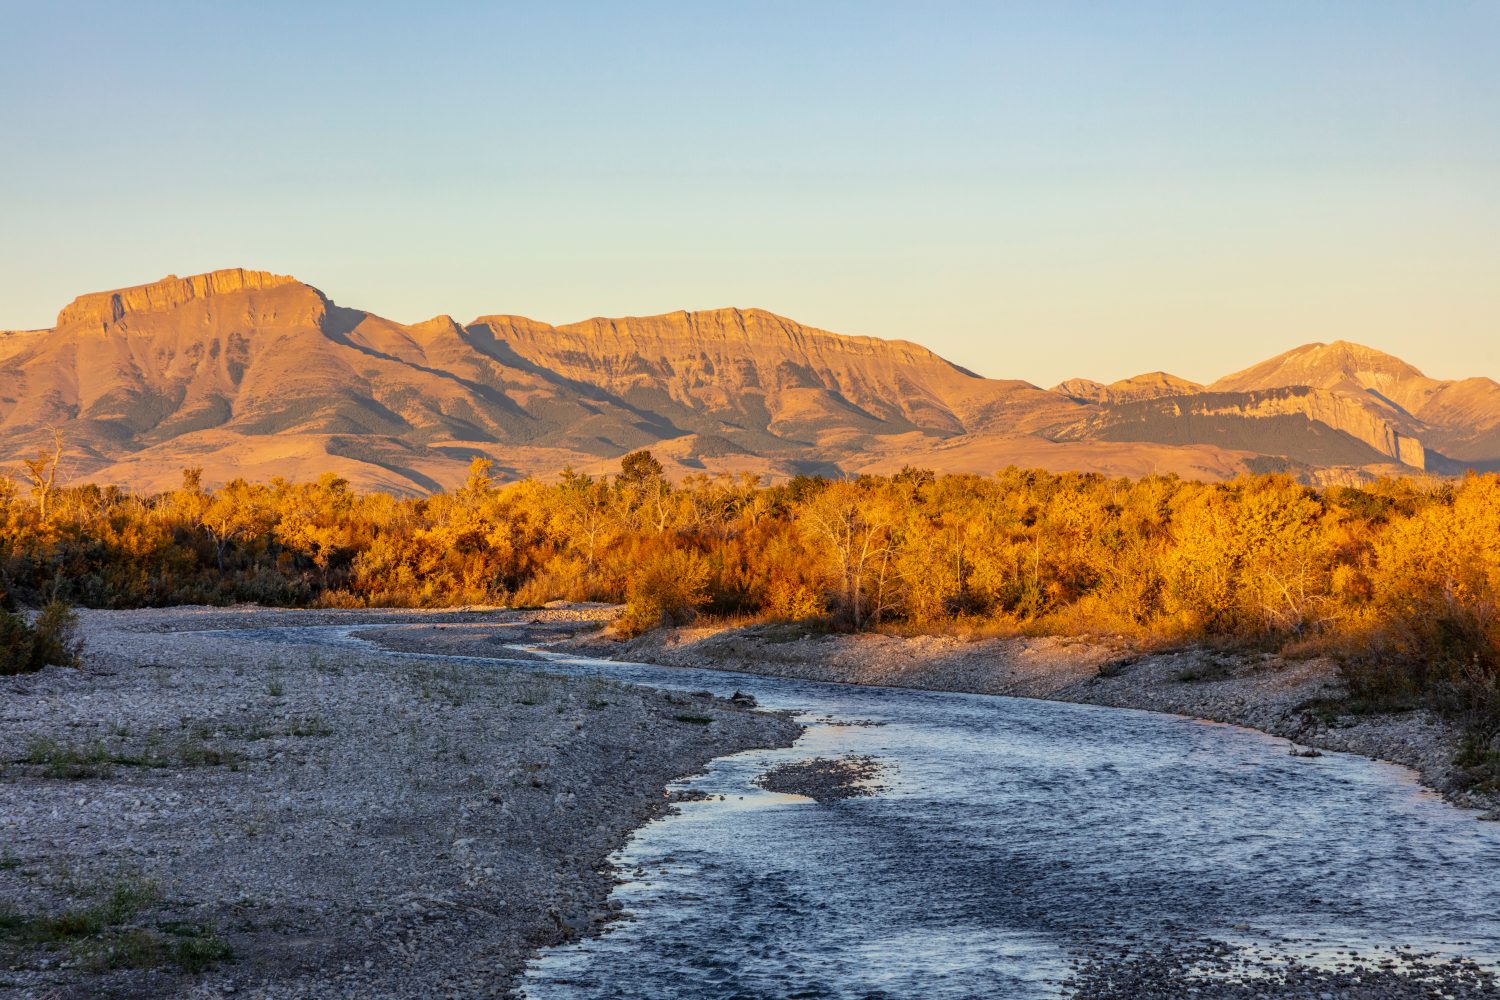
269,626,1500,998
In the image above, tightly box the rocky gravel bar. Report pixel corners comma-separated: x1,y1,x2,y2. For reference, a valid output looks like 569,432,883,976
753,755,887,802
0,606,800,999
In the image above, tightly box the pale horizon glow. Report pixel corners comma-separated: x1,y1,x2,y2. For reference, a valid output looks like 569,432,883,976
3,2,1496,388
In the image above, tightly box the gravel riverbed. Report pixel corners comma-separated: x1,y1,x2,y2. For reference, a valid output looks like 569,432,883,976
0,606,800,999
8,606,1496,1000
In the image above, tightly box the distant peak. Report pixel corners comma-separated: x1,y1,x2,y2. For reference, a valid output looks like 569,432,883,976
1209,339,1433,407
1052,377,1105,395
1273,339,1407,365
1053,372,1200,405
1229,340,1423,378
410,314,463,338
56,268,305,329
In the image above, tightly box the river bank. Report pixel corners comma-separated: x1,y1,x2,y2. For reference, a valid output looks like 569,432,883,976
544,617,1499,819
0,607,800,999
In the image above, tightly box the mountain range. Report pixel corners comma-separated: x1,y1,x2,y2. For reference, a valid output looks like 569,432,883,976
2,268,1496,494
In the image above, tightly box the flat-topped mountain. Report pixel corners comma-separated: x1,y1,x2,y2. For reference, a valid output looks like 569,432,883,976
2,269,1496,492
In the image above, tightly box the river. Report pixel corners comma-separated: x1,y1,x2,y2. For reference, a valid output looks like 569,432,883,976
267,625,1500,998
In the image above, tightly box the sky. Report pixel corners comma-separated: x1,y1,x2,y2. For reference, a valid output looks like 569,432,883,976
2,1,1497,387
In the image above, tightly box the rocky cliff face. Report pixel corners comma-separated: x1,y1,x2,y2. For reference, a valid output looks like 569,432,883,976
1058,386,1427,469
1245,388,1427,468
55,270,302,330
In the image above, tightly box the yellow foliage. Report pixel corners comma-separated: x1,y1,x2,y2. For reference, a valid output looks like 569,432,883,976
0,465,1495,695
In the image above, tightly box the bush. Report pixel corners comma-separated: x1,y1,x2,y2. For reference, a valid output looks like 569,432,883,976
0,611,36,673
33,600,81,667
761,578,826,622
1,601,81,674
616,550,709,638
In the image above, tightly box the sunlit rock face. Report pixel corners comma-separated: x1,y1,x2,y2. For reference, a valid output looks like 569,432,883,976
55,270,304,330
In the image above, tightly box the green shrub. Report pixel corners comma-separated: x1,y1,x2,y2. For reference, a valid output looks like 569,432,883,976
1,601,80,675
0,611,36,673
1453,730,1500,794
33,600,81,666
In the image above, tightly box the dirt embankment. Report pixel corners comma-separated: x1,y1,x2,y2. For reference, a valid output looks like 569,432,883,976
0,606,799,999
560,621,1498,819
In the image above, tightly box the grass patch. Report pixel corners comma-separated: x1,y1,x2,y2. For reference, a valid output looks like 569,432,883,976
221,714,333,740
0,877,231,974
407,663,482,708
18,734,240,779
0,902,26,936
78,924,233,973
283,714,332,738
0,878,159,946
513,680,550,706
1298,694,1418,727
673,714,714,725
23,737,115,779
164,927,235,972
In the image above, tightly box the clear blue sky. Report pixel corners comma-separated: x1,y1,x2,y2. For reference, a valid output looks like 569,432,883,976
3,1,1496,386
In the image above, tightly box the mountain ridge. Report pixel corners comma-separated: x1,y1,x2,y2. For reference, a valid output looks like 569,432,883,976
2,268,1496,493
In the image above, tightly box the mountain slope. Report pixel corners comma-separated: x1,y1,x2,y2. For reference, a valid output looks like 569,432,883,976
0,270,627,490
1210,340,1438,411
1054,387,1419,469
1209,340,1500,462
473,309,1084,448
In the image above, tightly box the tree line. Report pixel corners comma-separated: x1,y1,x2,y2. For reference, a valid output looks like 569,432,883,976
2,452,1498,730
